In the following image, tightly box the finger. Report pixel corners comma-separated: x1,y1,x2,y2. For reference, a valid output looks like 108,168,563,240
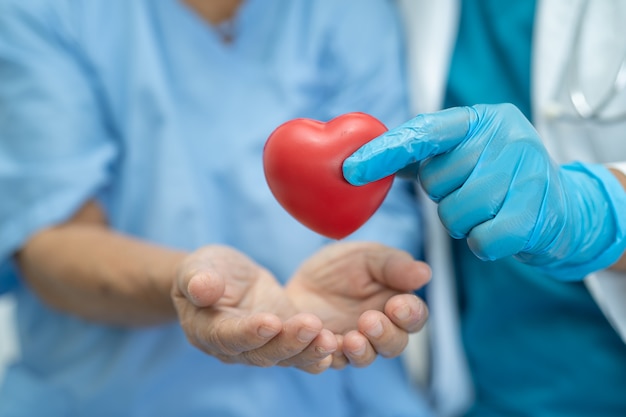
358,310,409,358
419,150,476,202
384,294,428,333
343,106,477,185
241,313,327,367
342,330,377,368
296,353,334,375
178,269,226,308
276,327,338,368
467,143,549,261
330,334,350,370
468,194,536,261
418,108,506,202
366,249,432,292
419,104,527,203
437,170,509,239
197,311,283,357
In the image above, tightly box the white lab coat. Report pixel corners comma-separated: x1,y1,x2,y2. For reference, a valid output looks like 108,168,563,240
397,1,626,416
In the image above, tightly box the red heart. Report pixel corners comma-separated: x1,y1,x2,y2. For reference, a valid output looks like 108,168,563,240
263,112,393,239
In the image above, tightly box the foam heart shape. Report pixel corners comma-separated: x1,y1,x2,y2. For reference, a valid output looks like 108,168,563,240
263,112,393,239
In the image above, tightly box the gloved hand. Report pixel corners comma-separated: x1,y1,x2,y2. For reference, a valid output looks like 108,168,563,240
343,103,626,280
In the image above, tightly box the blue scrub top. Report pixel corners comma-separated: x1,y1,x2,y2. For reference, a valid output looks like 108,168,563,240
0,1,431,416
445,1,626,416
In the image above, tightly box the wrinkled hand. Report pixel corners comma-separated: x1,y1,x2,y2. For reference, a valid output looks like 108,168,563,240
172,242,430,373
172,245,338,374
343,103,626,280
286,241,430,368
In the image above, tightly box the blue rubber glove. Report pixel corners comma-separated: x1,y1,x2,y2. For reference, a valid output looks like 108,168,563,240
343,104,626,280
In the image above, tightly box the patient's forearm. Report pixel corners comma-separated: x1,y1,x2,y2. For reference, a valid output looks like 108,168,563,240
15,203,187,326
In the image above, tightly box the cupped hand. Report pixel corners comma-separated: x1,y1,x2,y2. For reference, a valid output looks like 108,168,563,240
172,245,338,374
286,241,430,368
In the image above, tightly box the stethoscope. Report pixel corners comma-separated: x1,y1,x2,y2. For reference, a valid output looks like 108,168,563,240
545,0,626,123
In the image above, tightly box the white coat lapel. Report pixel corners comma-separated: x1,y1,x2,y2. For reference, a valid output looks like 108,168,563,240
533,0,584,131
397,0,459,114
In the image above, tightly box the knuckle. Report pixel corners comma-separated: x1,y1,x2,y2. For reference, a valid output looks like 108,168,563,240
241,350,279,368
204,323,241,357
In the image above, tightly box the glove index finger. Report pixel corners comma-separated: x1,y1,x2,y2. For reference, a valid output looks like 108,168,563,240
343,106,476,186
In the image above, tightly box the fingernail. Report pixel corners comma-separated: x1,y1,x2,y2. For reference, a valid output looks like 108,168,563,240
366,320,383,338
351,344,366,357
414,299,427,321
393,304,411,321
186,276,203,304
258,326,278,338
315,346,329,355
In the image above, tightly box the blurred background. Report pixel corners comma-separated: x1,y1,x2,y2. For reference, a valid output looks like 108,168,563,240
0,294,18,383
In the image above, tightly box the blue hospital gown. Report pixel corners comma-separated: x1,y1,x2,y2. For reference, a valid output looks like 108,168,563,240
0,0,432,416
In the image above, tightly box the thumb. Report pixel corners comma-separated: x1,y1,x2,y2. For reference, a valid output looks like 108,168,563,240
343,106,477,185
370,249,432,292
177,265,226,308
